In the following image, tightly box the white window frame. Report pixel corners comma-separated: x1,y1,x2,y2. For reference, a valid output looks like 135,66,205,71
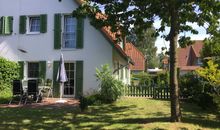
27,15,40,34
61,15,77,50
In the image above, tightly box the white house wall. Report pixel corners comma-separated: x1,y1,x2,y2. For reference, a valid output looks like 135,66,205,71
0,0,114,94
113,49,131,85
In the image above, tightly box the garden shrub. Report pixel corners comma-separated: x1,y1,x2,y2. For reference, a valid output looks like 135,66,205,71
152,72,169,88
195,60,220,110
79,93,102,111
96,64,124,103
79,95,89,111
179,72,220,110
0,57,20,99
179,72,204,98
132,72,151,86
195,93,217,110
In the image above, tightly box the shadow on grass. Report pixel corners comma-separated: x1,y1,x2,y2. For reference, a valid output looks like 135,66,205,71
0,107,80,130
73,104,143,130
0,98,220,130
181,101,220,129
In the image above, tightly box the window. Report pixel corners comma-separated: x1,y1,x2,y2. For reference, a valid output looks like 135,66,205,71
62,15,77,48
120,65,124,80
125,68,128,79
29,16,40,33
28,62,39,78
64,62,75,96
19,14,47,34
197,58,203,66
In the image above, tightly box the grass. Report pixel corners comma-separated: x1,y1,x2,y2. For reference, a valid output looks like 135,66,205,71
0,97,219,130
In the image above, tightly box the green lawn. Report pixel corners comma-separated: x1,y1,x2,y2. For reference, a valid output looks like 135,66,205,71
0,97,219,130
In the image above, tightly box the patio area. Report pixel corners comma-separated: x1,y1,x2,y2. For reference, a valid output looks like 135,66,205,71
0,98,79,109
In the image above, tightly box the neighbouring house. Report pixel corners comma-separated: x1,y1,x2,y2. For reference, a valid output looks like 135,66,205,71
177,40,204,75
0,0,132,98
125,42,145,73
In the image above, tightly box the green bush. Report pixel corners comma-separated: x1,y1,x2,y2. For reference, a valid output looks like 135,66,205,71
79,95,89,111
152,72,169,88
132,72,152,86
194,93,217,110
179,72,220,110
96,64,124,103
0,57,20,92
179,72,204,98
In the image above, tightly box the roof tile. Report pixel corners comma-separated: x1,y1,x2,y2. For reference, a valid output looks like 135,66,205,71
125,43,145,71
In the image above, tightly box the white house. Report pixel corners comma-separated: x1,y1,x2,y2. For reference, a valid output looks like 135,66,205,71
0,0,131,98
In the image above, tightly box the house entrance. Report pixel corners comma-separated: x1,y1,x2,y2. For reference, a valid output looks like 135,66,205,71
63,62,75,97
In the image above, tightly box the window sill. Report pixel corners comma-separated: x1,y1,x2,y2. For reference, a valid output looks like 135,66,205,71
26,32,40,35
61,48,78,51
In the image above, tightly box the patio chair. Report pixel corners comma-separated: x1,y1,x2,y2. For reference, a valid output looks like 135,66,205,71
44,79,53,98
24,79,41,104
9,80,25,105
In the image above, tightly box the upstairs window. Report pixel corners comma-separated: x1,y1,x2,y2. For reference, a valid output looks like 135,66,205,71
19,14,47,34
29,16,40,33
54,14,84,50
62,15,77,48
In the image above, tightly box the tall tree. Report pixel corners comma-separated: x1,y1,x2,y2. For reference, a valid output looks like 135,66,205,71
127,27,158,70
73,0,220,122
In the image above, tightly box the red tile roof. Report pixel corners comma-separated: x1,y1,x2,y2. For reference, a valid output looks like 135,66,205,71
125,43,145,71
177,40,204,71
191,40,203,57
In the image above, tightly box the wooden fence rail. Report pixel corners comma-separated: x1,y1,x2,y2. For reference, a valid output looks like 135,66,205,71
125,85,170,99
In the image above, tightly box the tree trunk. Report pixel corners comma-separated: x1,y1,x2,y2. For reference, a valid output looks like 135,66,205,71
169,3,181,122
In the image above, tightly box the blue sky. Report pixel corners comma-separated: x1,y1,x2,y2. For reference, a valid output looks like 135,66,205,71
153,20,209,53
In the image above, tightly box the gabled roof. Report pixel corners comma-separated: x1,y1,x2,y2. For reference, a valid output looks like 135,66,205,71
177,40,204,71
191,40,203,57
74,0,130,62
125,43,145,71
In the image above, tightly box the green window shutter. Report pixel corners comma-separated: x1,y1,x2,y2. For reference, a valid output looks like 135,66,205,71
18,61,24,80
76,18,84,49
75,61,83,98
40,14,47,33
0,17,5,35
53,61,60,97
4,16,13,35
19,15,26,34
54,14,61,49
39,61,46,80
0,17,3,35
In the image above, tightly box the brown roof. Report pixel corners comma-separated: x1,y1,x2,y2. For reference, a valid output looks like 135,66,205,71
177,40,204,70
191,40,203,57
125,43,145,71
177,47,190,66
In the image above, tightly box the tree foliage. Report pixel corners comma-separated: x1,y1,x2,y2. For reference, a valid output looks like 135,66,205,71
196,60,220,95
127,27,158,69
201,37,220,65
73,0,220,122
